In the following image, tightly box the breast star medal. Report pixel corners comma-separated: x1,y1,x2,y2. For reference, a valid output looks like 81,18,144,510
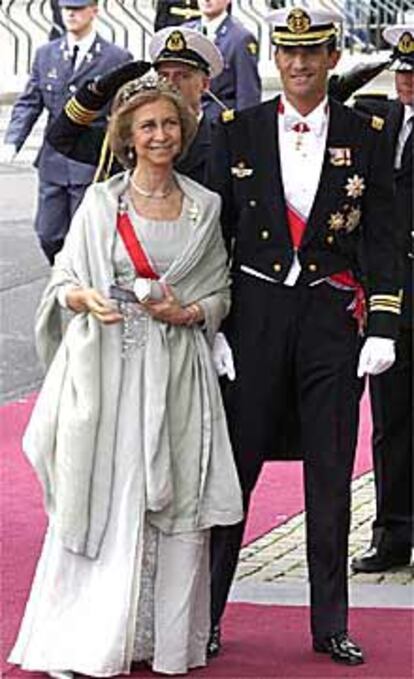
345,174,365,199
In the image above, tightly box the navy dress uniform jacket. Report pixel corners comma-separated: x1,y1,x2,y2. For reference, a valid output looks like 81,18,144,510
354,94,413,551
5,34,132,187
209,96,401,340
383,99,412,328
187,15,261,120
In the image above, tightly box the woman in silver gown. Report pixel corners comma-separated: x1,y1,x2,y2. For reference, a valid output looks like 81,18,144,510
9,76,243,677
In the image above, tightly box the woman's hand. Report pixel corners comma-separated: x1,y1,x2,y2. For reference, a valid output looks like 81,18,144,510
142,285,203,327
66,287,123,325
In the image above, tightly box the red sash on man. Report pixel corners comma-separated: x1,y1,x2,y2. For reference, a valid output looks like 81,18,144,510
286,203,366,329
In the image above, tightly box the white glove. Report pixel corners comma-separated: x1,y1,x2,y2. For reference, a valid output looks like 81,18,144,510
212,332,236,381
0,143,17,164
357,337,396,378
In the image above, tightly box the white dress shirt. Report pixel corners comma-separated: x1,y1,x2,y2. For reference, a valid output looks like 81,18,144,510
278,95,329,285
240,96,329,287
201,11,227,40
395,104,414,169
66,30,96,71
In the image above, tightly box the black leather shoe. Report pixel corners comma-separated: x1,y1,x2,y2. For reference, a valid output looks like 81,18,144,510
313,632,365,665
352,545,412,573
207,625,221,658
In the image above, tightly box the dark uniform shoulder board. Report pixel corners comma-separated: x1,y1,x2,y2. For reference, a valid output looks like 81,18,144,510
371,115,385,131
247,41,258,56
222,108,235,123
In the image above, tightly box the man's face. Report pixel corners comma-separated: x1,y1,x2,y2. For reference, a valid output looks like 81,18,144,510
395,70,414,106
198,0,230,20
156,62,210,113
61,4,98,37
275,44,340,110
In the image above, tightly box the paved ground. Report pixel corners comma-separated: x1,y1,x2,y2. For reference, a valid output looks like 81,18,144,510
232,471,413,608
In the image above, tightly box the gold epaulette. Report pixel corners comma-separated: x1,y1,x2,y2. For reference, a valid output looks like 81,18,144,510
371,115,385,131
369,292,402,315
221,109,235,123
64,97,99,126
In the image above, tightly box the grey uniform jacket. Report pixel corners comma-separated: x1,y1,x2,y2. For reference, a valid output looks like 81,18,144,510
187,15,261,121
5,34,131,186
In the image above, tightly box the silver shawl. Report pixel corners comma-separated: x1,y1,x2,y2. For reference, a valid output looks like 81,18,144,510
23,171,242,559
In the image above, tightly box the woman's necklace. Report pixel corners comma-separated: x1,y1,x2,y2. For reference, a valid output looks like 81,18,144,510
130,174,175,200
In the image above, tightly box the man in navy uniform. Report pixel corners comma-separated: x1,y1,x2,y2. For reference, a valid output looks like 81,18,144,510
47,27,223,185
207,7,401,665
187,0,261,120
351,25,413,575
3,0,131,264
154,0,201,32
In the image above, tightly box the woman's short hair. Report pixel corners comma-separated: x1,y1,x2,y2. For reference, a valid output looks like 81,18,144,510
107,75,198,169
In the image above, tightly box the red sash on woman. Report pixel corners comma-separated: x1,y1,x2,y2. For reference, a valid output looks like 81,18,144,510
117,207,159,280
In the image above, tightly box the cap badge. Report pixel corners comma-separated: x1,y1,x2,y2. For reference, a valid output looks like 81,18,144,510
165,30,186,52
286,8,311,35
398,31,414,55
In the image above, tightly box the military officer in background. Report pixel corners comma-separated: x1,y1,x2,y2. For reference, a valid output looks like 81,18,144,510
3,0,131,264
154,0,201,32
187,0,261,120
47,27,223,185
351,25,413,575
207,7,401,665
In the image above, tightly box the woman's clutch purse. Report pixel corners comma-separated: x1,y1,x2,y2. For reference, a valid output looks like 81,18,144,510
109,284,137,303
109,280,164,304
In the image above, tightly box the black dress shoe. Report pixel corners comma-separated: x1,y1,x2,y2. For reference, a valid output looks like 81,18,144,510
313,632,365,665
207,625,221,658
352,545,411,573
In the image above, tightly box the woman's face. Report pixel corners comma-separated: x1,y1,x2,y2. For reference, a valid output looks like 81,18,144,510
130,98,182,167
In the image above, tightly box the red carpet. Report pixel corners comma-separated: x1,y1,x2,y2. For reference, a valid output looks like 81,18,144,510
4,390,410,679
3,605,412,678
